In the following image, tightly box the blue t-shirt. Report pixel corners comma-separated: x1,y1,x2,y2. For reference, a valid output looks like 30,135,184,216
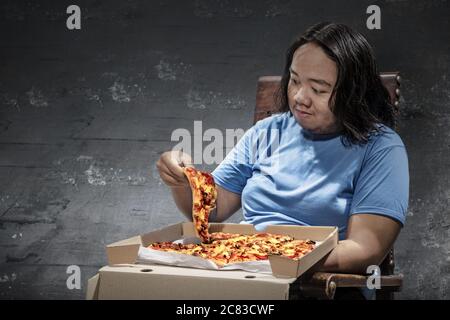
212,112,409,240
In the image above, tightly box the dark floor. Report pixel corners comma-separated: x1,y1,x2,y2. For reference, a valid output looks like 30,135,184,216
0,0,449,299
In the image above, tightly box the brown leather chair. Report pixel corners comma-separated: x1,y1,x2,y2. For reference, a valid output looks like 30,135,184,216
253,72,403,300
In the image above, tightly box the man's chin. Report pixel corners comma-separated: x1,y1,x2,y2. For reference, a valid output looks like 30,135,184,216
293,115,311,130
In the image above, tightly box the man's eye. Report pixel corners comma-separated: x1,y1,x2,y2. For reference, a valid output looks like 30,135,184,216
290,78,298,85
312,88,326,94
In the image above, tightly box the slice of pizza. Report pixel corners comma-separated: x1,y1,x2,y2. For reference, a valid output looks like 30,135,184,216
183,167,217,243
210,232,242,241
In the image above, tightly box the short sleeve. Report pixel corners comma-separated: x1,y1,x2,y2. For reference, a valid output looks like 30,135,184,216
349,145,409,226
212,126,256,195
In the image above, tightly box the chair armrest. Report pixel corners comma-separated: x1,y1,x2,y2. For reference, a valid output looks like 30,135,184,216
298,272,403,300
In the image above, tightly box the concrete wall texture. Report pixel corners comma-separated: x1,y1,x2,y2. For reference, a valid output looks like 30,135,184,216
0,0,449,299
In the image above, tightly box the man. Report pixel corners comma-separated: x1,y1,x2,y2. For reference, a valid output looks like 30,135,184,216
157,22,409,284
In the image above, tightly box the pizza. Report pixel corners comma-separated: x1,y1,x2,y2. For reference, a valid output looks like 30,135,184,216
183,167,217,243
149,232,315,267
151,167,316,267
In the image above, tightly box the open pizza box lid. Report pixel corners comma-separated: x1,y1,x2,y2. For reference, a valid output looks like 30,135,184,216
105,222,338,279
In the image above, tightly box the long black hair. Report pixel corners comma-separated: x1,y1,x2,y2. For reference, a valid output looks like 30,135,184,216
276,22,398,146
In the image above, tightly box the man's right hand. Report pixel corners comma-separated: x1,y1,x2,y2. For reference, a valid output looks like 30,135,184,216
156,150,241,223
156,151,194,188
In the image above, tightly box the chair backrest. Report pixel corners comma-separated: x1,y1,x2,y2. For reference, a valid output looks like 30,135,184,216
254,72,401,124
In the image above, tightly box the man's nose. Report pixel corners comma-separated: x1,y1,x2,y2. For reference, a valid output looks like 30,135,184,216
294,87,311,106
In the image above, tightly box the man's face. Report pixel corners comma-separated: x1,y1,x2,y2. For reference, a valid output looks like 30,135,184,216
288,42,339,134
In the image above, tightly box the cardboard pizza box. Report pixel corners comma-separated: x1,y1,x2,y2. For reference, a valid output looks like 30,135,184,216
87,264,297,300
87,222,338,300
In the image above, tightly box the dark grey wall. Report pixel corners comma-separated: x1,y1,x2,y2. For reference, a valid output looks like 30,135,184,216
0,0,449,299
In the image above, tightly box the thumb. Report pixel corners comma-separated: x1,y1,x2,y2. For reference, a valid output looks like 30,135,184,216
179,152,194,168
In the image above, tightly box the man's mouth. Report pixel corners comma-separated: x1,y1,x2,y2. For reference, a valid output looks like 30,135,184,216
294,106,312,115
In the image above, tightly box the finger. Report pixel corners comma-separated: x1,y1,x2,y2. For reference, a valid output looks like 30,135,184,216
159,160,190,185
160,168,189,187
179,154,194,168
164,152,186,178
159,162,183,181
159,170,184,187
